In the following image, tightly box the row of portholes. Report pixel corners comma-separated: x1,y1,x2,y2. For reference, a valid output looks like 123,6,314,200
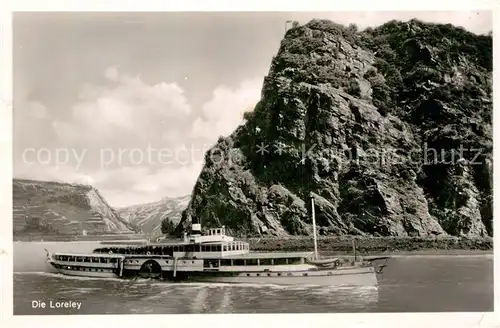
63,266,112,273
165,260,195,264
241,272,334,277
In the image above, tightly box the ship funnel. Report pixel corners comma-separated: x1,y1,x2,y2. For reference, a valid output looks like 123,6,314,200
192,223,202,234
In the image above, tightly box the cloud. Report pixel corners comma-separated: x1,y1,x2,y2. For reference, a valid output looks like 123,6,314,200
14,67,265,206
96,164,202,207
104,66,120,81
191,77,263,141
13,100,51,152
64,68,192,144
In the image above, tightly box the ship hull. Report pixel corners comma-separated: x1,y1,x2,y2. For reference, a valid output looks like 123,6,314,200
52,267,118,278
169,267,378,286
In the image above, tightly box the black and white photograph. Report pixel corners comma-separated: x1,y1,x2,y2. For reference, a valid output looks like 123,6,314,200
4,6,495,319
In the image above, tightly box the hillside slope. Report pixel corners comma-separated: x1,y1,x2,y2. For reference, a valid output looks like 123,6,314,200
13,178,137,236
176,19,492,238
118,195,190,237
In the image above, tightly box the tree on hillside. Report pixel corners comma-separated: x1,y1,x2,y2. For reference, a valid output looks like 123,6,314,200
161,218,176,235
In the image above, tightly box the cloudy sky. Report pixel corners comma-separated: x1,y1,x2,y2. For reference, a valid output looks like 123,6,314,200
13,11,491,207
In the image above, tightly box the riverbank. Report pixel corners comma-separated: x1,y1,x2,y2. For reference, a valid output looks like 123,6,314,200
243,236,493,255
13,234,493,254
13,233,147,242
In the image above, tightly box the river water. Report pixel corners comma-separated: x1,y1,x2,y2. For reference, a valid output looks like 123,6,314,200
13,242,493,314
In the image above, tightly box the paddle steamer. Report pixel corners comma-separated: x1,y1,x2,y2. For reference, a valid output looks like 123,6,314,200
45,199,388,286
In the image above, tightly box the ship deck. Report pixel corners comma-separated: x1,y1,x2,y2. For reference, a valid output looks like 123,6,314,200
213,251,314,259
53,252,126,258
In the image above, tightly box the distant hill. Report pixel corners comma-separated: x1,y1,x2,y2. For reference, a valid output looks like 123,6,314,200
117,195,190,237
13,178,138,237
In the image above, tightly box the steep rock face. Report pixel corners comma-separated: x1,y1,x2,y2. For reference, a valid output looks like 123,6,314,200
177,19,492,238
13,179,137,236
118,195,190,237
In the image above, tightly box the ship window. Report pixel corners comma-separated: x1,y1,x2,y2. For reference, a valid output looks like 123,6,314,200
220,259,231,266
246,259,258,266
192,260,195,264
166,260,169,264
246,273,250,277
287,273,292,276
233,259,245,266
216,245,221,252
288,257,302,265
302,273,308,276
260,259,273,266
256,273,260,276
274,258,287,265
267,273,271,276
277,273,281,276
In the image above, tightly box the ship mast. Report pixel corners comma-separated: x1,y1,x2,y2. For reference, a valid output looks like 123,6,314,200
311,196,318,260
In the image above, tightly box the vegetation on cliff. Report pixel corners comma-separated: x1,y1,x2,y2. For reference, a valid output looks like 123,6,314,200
174,19,492,239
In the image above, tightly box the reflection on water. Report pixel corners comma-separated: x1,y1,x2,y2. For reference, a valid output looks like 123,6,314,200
15,272,379,314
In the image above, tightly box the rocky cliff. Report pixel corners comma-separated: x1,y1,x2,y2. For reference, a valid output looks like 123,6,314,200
118,195,190,237
176,19,492,238
13,178,138,236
